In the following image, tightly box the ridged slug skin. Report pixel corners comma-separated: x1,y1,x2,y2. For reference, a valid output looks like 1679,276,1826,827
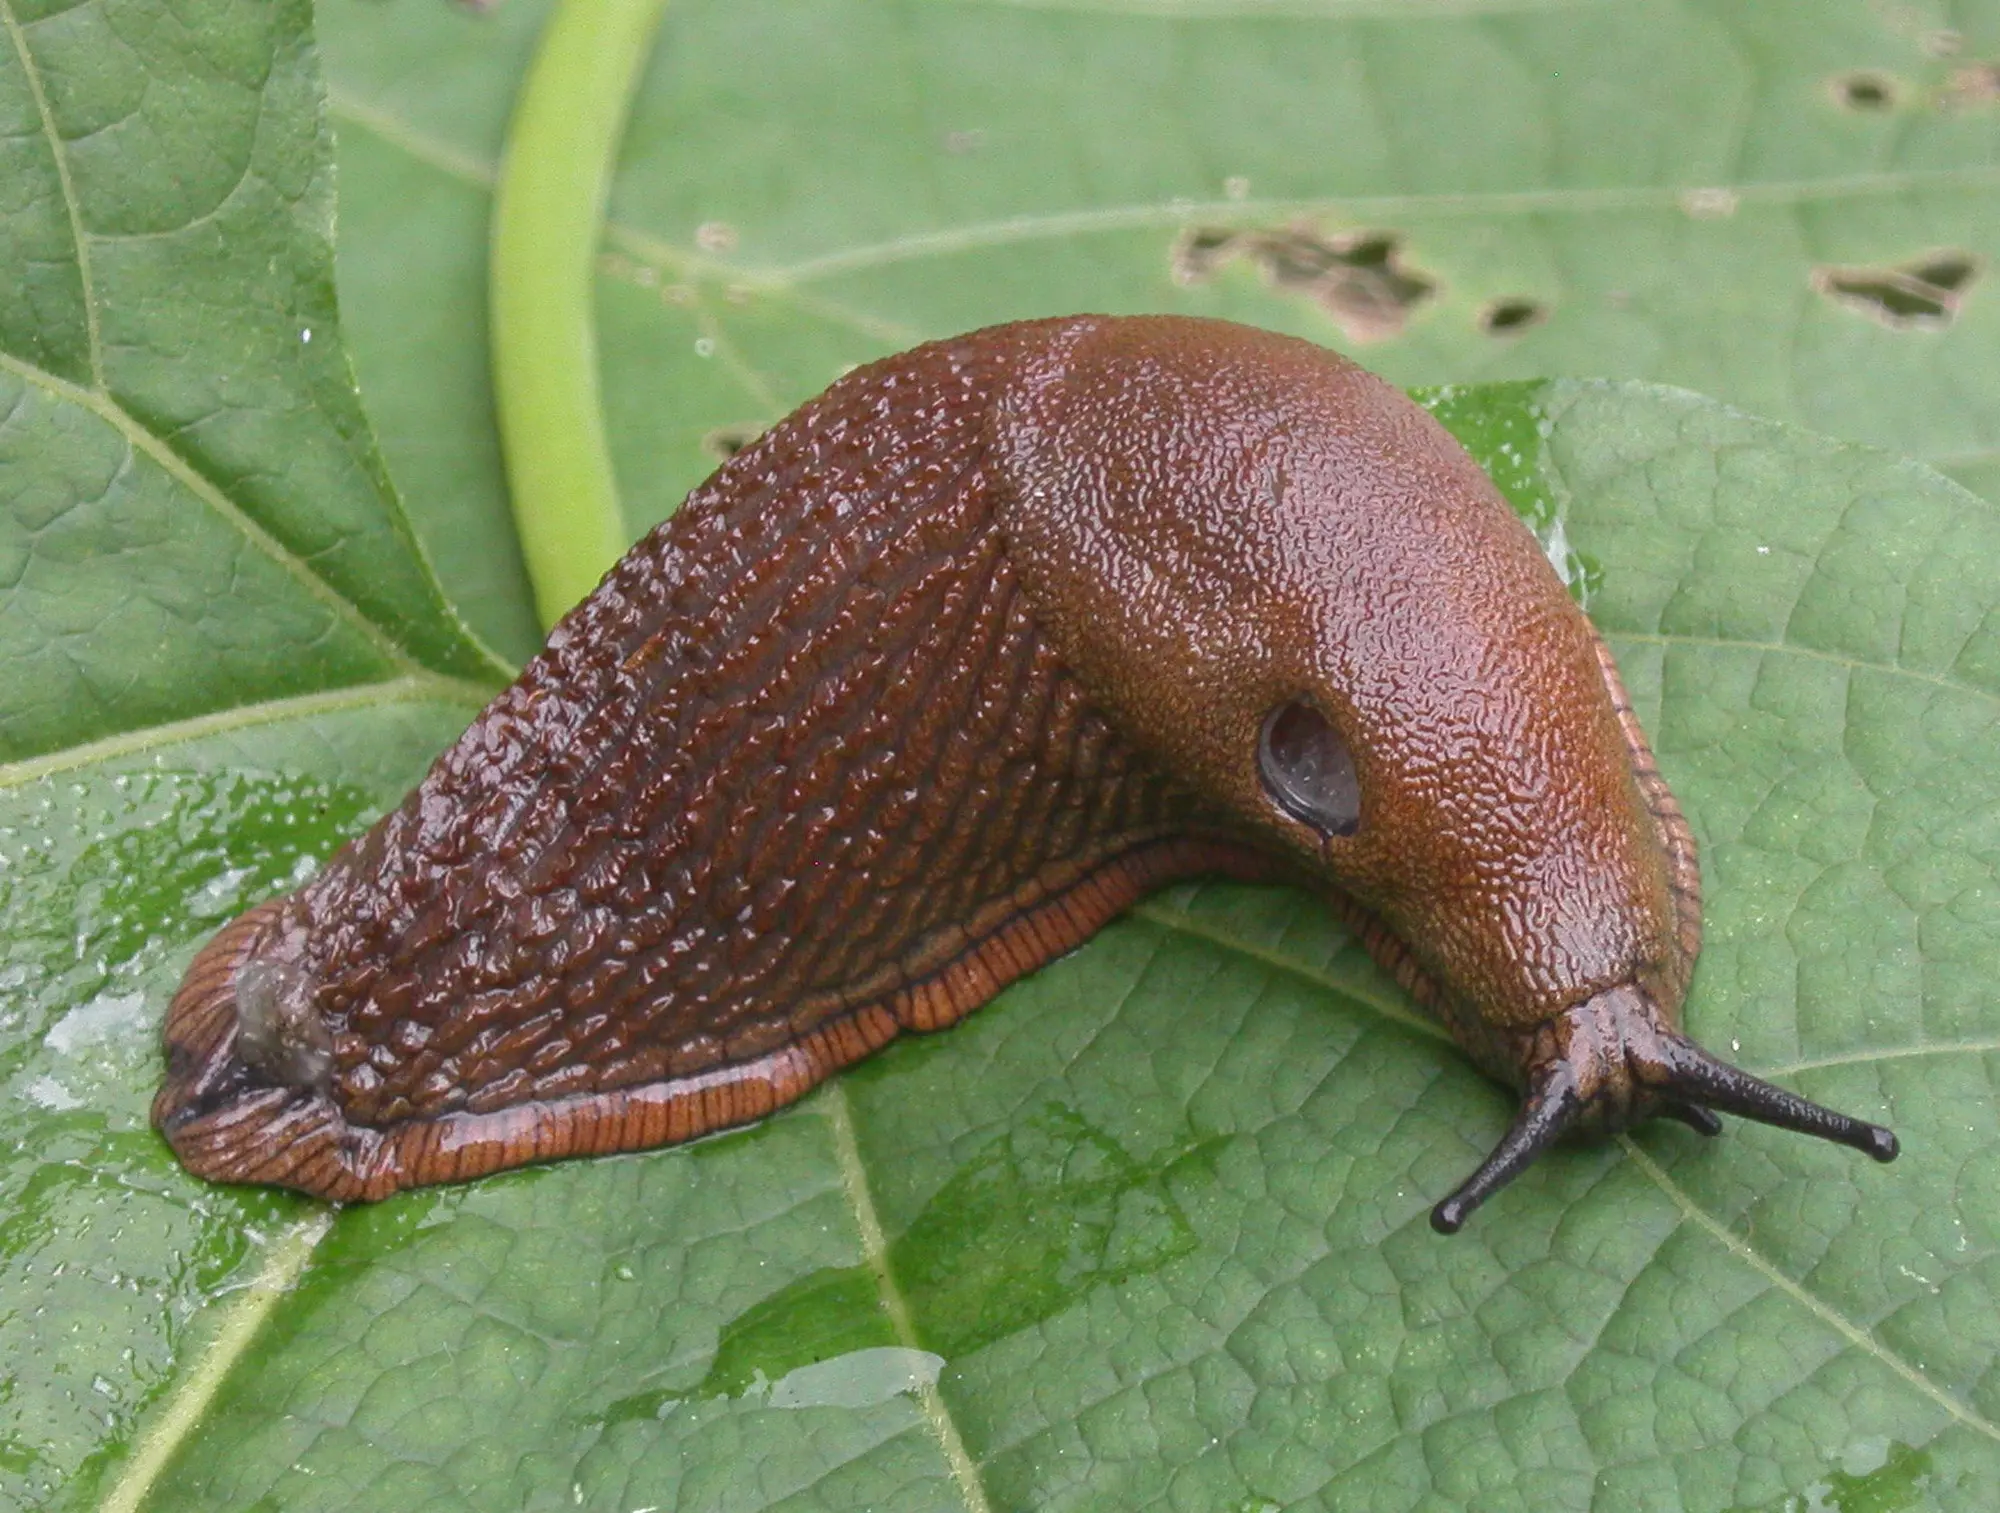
155,315,1896,1229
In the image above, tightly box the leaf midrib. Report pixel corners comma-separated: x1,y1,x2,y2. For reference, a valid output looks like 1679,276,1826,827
0,0,103,390
826,1086,994,1513
0,674,496,791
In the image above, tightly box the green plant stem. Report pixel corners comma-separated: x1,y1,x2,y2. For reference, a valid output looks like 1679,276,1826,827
491,0,670,628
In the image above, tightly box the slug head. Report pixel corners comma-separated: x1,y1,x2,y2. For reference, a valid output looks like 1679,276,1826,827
995,315,1895,1229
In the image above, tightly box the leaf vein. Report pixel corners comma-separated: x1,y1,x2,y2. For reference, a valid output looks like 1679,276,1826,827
1760,1038,2000,1077
756,167,2000,284
0,349,433,678
0,674,492,789
1130,898,1446,1042
1610,629,2000,711
0,0,103,388
1621,1138,2000,1446
325,87,921,348
97,1213,335,1513
824,1086,994,1513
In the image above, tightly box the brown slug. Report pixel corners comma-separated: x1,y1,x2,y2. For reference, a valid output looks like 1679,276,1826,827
154,315,1898,1232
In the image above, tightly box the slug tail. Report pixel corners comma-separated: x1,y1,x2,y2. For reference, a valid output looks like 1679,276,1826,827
154,835,1274,1202
153,899,396,1201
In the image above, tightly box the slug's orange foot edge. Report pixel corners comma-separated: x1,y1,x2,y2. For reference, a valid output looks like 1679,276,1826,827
154,893,940,1202
154,900,394,1202
153,895,909,1203
1428,984,1899,1235
154,836,1278,1203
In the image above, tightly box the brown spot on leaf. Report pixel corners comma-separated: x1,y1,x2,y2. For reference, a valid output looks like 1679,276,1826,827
1941,60,2000,108
1811,249,1980,329
1171,223,1437,343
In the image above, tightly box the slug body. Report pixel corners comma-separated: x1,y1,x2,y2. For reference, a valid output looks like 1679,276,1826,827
155,316,1895,1228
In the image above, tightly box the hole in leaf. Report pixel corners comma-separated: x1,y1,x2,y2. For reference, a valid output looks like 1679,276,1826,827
1478,297,1548,336
1172,223,1437,343
1909,252,1978,293
1829,70,1900,110
1812,249,1981,329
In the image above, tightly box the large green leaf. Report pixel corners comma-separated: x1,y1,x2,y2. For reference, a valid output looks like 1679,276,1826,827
12,382,1997,1511
5,1,2000,1511
0,0,508,765
319,0,2000,650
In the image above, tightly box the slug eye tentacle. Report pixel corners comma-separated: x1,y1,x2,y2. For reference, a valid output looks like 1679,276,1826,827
1258,701,1361,838
1652,1037,1900,1162
1431,989,1899,1234
1430,1063,1581,1234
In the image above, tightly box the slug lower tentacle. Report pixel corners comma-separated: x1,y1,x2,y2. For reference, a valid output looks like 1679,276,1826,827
154,314,1897,1227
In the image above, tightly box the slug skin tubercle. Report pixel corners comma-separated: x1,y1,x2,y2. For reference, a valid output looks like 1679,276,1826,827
155,315,1897,1228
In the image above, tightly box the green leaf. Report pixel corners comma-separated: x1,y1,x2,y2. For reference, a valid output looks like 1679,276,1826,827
0,0,502,1501
0,0,509,772
318,0,2000,640
6,2,2000,1511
